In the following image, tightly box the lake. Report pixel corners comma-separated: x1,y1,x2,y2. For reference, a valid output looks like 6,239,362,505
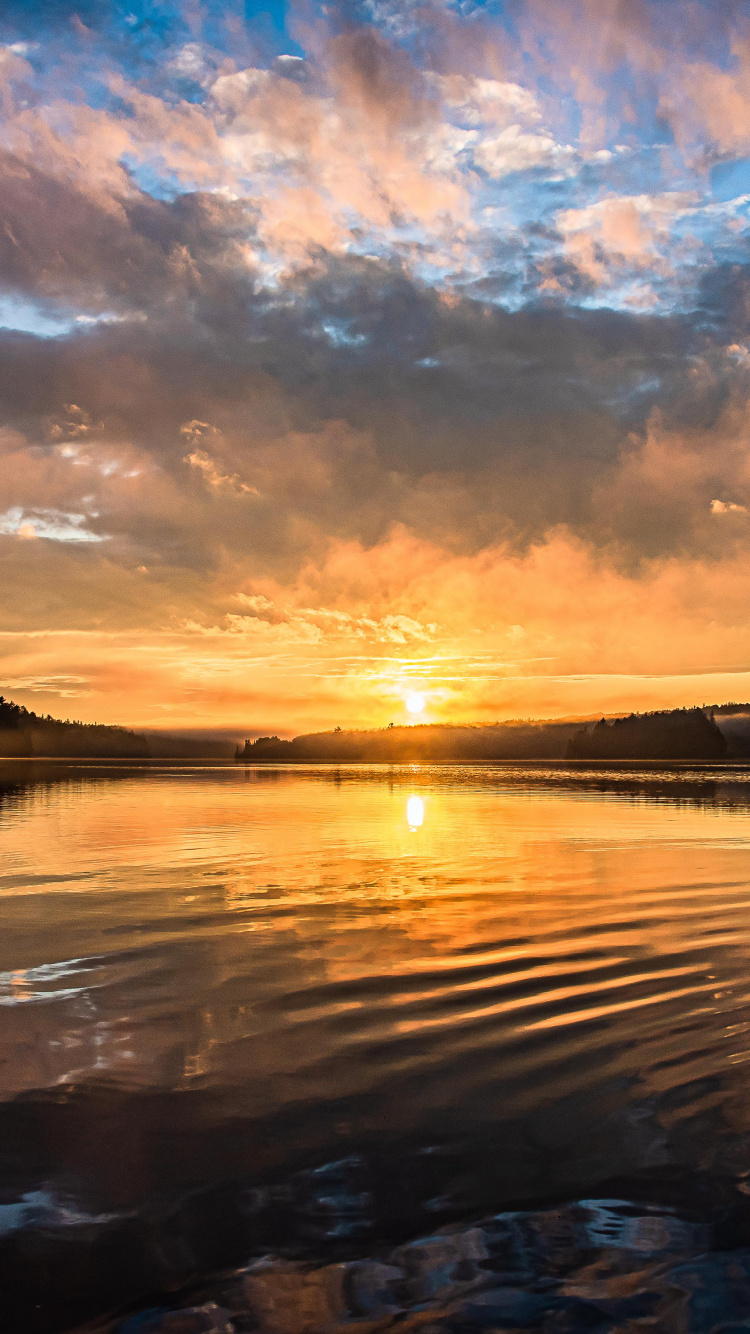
4,760,750,1331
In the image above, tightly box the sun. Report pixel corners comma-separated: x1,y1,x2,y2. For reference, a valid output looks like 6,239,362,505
406,692,425,714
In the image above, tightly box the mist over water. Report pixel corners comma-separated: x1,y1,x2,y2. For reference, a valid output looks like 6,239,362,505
4,761,750,1329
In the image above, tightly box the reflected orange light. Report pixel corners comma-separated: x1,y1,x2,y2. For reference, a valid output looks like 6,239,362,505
407,795,424,828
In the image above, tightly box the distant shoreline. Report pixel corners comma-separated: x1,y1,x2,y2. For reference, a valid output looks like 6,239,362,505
235,707,736,764
4,755,750,769
5,696,750,763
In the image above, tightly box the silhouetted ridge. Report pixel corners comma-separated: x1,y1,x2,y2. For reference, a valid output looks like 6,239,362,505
0,699,738,763
566,708,727,761
0,697,234,759
0,696,150,758
238,721,591,763
237,710,739,764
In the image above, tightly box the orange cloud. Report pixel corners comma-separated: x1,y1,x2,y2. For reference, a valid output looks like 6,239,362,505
7,513,750,733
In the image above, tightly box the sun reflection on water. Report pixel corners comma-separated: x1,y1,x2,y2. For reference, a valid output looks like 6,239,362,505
407,795,424,829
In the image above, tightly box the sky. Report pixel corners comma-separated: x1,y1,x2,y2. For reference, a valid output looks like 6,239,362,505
4,0,750,733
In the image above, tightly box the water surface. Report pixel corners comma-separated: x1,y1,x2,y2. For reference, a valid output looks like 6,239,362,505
4,760,750,1329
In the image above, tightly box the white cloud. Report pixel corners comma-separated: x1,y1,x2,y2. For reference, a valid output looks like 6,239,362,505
0,507,108,542
430,74,541,127
474,126,576,178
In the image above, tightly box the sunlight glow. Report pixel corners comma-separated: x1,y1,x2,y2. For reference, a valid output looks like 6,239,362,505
407,795,424,828
406,693,425,714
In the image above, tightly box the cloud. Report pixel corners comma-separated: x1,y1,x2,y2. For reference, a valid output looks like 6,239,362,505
181,420,259,495
0,506,107,542
228,590,437,644
2,1,750,728
7,515,750,732
474,125,576,178
183,448,259,495
555,194,699,301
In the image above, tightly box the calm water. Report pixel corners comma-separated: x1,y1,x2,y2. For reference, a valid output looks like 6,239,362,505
5,760,750,1329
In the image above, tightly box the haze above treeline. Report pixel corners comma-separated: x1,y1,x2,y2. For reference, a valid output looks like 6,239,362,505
2,696,750,762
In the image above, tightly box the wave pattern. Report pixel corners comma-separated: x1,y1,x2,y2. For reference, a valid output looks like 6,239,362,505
2,762,750,1238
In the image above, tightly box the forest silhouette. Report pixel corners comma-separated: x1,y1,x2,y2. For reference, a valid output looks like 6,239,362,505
237,707,742,764
0,697,746,762
0,698,233,759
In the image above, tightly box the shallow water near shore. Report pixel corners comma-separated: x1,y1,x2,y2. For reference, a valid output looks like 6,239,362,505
5,760,750,1330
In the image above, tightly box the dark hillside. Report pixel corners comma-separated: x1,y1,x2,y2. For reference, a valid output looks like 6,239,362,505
566,708,727,761
0,697,150,759
237,720,586,763
0,698,236,759
712,708,750,757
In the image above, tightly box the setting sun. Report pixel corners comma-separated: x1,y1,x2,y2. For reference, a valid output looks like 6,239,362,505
5,0,750,1327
